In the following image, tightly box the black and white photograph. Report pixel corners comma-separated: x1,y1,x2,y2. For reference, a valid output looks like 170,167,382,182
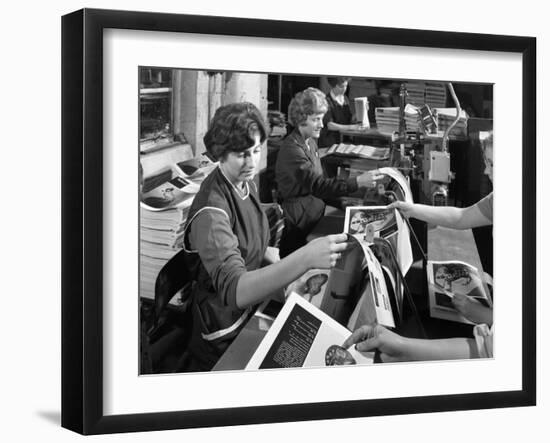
53,4,540,438
2,0,548,440
138,66,496,374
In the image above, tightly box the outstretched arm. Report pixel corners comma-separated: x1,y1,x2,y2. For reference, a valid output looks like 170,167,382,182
343,324,480,362
236,234,349,308
326,121,359,132
389,201,492,230
189,210,349,310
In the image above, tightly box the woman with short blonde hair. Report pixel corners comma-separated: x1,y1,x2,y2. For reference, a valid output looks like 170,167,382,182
276,88,379,258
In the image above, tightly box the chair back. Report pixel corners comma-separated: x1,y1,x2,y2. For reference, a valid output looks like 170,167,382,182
153,248,196,328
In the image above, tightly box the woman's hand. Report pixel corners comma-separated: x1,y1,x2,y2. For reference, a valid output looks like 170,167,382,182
356,170,384,188
387,200,417,218
302,233,349,269
452,293,493,326
342,324,410,363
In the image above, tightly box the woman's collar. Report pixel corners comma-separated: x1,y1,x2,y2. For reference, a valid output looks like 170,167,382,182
293,128,314,148
218,165,250,200
330,90,345,104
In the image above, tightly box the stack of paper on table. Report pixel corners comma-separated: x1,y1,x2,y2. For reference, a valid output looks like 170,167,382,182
139,192,193,302
139,165,215,302
374,104,421,133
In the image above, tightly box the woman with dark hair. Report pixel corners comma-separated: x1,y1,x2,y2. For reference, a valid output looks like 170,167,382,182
318,76,356,148
276,88,379,258
183,102,349,370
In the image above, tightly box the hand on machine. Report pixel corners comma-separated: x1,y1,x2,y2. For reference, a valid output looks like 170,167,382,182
356,169,384,189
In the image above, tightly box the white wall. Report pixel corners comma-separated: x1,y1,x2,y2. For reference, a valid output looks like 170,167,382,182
0,1,546,442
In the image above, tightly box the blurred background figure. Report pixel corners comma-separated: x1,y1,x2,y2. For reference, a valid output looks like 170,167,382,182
318,76,356,148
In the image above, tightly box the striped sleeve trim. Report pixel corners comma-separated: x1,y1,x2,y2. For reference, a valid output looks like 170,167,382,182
201,307,251,341
183,206,230,253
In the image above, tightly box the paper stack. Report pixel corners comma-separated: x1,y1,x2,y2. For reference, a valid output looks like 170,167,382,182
435,108,469,137
404,104,422,132
327,143,390,160
139,193,194,301
139,161,217,301
425,82,448,108
374,105,421,133
374,107,400,132
404,82,426,107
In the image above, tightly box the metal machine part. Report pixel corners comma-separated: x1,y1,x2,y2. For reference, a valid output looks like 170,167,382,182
427,82,463,205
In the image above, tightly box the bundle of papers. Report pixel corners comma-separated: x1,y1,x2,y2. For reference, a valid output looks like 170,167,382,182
326,143,390,160
140,176,195,249
374,104,422,133
404,81,426,107
374,107,400,133
173,156,218,181
139,164,216,301
425,82,448,108
403,81,447,108
139,198,192,301
434,108,469,137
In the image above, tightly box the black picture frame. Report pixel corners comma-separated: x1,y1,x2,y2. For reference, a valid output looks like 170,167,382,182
61,8,536,435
